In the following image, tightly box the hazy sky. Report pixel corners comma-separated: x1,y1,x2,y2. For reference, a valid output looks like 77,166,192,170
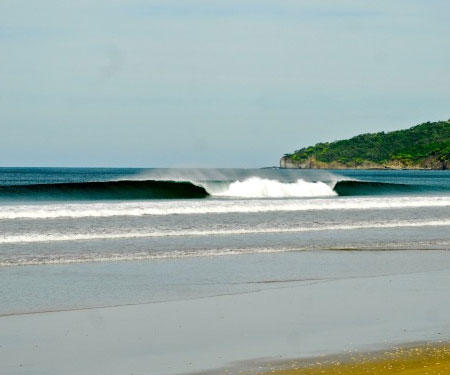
1,0,449,167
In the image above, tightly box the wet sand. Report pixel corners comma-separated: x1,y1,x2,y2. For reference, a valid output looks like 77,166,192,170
1,251,450,375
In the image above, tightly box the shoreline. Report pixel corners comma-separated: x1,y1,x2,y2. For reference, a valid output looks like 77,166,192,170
266,341,450,375
199,341,450,375
2,252,450,375
279,165,449,170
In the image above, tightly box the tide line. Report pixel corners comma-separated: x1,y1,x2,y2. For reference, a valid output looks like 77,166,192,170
1,219,450,244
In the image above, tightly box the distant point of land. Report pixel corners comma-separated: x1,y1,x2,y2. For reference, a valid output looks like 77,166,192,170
281,120,450,170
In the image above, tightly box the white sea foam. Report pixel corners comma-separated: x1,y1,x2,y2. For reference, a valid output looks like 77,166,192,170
2,239,450,267
0,248,295,267
1,219,450,244
1,196,450,220
213,177,336,198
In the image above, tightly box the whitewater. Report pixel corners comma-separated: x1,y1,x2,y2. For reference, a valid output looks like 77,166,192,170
2,218,450,245
1,168,450,269
206,177,337,197
1,195,450,219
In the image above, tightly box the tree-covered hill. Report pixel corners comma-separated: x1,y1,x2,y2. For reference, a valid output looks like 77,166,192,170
281,120,450,169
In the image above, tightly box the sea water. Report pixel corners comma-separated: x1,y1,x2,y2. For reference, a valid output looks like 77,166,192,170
1,168,450,315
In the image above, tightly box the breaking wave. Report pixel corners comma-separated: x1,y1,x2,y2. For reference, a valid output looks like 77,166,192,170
0,176,448,202
333,180,441,196
212,177,336,198
0,180,208,200
0,177,336,201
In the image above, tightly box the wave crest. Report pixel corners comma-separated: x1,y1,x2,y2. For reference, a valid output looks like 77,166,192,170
0,180,208,201
212,177,336,198
0,175,447,202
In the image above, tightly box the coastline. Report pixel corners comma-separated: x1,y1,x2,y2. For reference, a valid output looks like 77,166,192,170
280,157,449,170
216,341,450,375
281,166,448,170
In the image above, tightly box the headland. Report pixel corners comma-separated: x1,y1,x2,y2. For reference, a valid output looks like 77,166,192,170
281,120,450,170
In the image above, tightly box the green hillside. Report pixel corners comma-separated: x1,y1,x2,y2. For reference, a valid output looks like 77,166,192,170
281,120,450,169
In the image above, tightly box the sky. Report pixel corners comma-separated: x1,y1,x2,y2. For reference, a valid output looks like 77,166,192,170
1,0,449,167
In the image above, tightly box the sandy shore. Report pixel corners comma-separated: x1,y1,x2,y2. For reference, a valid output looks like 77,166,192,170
257,342,450,375
1,252,450,375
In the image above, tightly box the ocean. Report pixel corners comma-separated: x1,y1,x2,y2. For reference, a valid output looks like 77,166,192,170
1,167,450,317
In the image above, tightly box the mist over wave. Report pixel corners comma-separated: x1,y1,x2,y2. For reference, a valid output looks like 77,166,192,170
128,168,342,197
128,168,339,184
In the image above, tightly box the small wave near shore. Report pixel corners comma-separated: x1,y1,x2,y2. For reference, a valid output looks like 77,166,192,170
1,196,450,220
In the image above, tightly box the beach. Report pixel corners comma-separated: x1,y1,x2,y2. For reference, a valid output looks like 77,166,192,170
2,249,450,374
3,0,450,372
262,343,450,375
1,168,450,374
